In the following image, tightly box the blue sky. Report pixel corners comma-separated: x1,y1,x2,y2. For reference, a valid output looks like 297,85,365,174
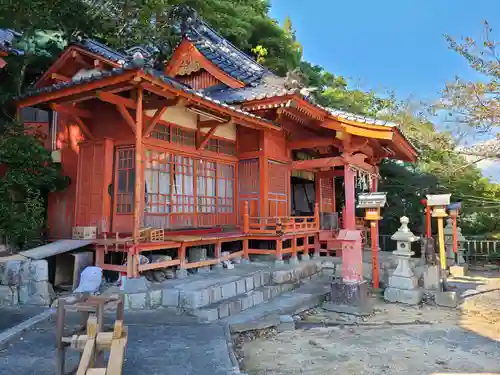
270,0,500,180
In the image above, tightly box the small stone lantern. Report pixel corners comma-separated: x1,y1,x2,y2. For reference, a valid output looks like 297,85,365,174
384,217,423,305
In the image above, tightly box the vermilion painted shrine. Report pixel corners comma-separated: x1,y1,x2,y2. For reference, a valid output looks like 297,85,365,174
15,9,417,280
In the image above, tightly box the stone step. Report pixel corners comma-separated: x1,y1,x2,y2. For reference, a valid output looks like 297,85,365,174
187,282,300,322
223,282,331,332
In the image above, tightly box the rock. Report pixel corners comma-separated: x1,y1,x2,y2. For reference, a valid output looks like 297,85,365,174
18,281,55,306
278,315,295,332
435,291,458,308
449,265,467,278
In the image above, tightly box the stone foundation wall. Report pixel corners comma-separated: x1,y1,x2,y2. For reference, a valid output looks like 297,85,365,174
0,259,55,306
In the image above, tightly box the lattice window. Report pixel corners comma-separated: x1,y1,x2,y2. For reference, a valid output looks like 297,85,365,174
171,127,196,147
203,138,236,156
116,148,135,214
196,160,216,213
150,124,170,141
217,163,235,213
144,150,171,213
172,155,195,213
268,160,288,195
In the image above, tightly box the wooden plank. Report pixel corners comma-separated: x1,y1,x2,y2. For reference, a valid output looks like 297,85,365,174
71,114,95,140
86,369,106,375
51,103,93,119
288,138,340,150
106,327,128,375
97,91,137,109
76,338,96,375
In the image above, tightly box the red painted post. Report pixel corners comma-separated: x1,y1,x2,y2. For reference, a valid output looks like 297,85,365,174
426,206,432,238
343,165,356,230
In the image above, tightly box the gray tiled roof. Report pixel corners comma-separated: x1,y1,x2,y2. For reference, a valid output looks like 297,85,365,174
75,38,127,63
16,65,279,129
0,28,23,55
182,19,271,85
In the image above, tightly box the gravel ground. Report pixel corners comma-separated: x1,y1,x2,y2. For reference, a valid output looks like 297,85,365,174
0,306,47,332
0,311,238,375
241,271,500,375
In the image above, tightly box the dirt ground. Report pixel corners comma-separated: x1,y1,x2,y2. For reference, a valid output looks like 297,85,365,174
240,270,500,375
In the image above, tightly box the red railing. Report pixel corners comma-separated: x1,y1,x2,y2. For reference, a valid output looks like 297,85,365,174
242,201,320,235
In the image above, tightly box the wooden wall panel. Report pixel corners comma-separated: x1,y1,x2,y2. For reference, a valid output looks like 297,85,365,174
238,159,259,218
176,69,222,90
320,177,335,213
237,127,260,154
266,130,288,161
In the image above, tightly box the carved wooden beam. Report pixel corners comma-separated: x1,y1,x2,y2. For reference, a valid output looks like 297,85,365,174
143,107,168,138
116,105,136,134
317,169,345,178
50,73,71,83
143,97,179,110
50,104,93,119
291,157,344,170
288,138,341,150
196,127,217,150
97,91,137,109
140,82,178,100
343,153,376,174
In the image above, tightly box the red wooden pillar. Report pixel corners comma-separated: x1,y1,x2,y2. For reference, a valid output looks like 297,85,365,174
133,86,143,243
370,173,379,250
343,165,356,230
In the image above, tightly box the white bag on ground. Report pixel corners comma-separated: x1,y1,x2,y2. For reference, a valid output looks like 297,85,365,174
74,266,103,293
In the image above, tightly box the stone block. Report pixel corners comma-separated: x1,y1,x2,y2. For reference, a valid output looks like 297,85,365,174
262,287,271,301
126,292,147,309
272,270,291,284
2,261,22,285
20,260,49,284
326,280,373,315
149,290,162,308
218,303,230,318
228,299,242,315
435,291,458,308
197,266,211,274
236,279,246,294
274,259,285,266
0,285,18,306
122,277,149,294
278,315,295,332
180,289,210,309
389,275,418,290
18,281,55,306
195,307,219,322
209,286,222,304
262,271,272,285
176,269,188,279
253,272,262,288
289,257,299,265
241,294,254,311
252,290,264,306
245,276,254,292
301,253,311,261
449,265,467,278
423,265,441,290
384,287,423,305
162,289,180,307
221,282,237,299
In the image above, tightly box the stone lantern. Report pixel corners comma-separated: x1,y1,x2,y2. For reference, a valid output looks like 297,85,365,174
384,216,423,305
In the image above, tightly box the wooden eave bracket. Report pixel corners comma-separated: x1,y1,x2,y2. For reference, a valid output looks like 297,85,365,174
50,103,94,139
196,127,217,150
116,105,136,134
143,106,168,138
97,91,137,109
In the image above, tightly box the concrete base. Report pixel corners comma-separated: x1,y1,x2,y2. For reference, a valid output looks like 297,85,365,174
301,254,311,261
449,265,468,278
176,269,188,279
384,287,423,305
327,280,373,315
241,259,250,265
274,260,285,266
289,257,300,265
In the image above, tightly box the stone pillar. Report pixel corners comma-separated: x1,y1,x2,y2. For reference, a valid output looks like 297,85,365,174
449,225,468,277
384,217,423,305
